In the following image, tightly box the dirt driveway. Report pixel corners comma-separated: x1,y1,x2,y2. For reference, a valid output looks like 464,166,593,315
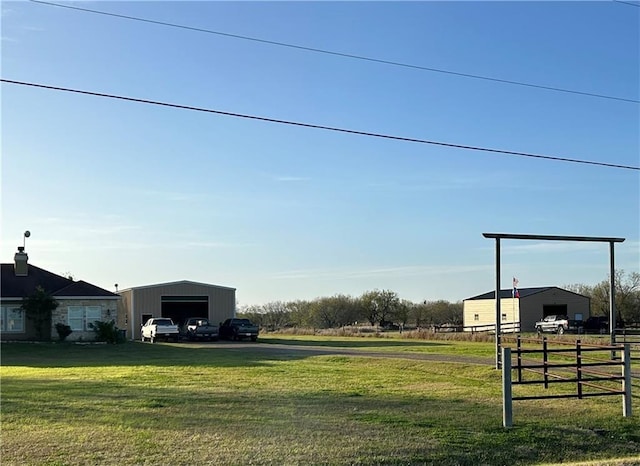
180,341,640,379
183,340,495,366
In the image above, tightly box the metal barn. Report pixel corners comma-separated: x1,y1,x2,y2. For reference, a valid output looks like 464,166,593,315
463,287,590,333
117,280,236,340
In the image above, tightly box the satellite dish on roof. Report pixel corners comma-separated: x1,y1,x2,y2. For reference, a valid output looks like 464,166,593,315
22,230,31,249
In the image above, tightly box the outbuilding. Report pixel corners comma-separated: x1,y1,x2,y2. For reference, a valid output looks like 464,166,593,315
463,286,590,333
117,280,236,340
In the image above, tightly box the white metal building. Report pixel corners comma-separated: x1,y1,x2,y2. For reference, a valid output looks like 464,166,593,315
463,287,590,332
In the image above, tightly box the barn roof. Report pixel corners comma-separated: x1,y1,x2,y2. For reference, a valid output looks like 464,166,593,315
465,286,588,301
118,279,236,292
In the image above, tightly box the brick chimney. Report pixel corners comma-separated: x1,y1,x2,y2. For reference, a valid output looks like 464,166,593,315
14,246,28,276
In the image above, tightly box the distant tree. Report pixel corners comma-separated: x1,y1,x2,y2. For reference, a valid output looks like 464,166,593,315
422,300,463,326
360,290,400,326
410,301,431,327
239,293,466,331
396,300,411,326
238,301,307,330
260,301,291,331
616,271,640,323
288,300,315,328
565,270,640,324
335,295,361,326
308,299,336,329
237,305,264,327
360,291,381,326
21,286,58,341
447,301,464,326
564,282,593,298
307,296,341,328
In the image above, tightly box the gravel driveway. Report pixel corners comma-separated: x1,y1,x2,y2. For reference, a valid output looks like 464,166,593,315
186,340,495,366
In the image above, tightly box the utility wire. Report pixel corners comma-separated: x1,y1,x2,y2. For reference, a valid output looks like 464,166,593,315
2,78,638,171
613,0,640,7
29,0,639,105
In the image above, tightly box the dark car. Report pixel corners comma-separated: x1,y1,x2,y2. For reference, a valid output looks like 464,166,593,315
219,318,259,341
583,316,609,334
583,315,624,333
180,317,219,341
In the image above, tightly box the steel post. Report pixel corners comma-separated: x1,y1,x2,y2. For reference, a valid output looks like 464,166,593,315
622,344,632,417
502,347,512,427
610,241,617,350
495,238,501,369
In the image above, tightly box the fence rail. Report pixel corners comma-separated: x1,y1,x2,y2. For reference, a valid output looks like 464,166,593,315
501,337,632,427
464,322,520,334
616,328,640,361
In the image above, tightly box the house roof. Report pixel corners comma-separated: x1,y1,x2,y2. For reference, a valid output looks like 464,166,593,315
1,263,118,299
465,286,588,301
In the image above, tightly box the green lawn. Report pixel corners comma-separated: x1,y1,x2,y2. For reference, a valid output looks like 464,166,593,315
1,337,639,465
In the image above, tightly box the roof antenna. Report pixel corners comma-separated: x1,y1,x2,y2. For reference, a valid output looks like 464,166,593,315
21,230,31,251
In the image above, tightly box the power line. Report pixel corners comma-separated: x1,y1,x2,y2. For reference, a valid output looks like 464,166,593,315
613,0,640,7
3,78,638,171
29,0,639,105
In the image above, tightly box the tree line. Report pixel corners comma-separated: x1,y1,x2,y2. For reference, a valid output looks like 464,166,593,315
238,289,463,331
239,270,640,331
565,270,640,324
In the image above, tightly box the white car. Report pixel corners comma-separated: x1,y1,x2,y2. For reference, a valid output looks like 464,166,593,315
141,317,180,343
535,315,570,335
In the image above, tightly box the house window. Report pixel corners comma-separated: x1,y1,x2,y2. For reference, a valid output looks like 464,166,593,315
68,306,103,331
473,314,479,321
1,306,25,332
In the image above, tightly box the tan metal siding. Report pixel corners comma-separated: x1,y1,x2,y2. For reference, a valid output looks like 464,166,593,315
464,298,519,331
121,282,236,339
117,290,133,338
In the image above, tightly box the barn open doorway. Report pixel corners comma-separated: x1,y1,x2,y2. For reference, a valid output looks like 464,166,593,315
161,296,208,327
543,304,568,318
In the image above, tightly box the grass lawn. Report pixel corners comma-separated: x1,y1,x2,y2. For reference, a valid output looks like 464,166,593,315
260,333,498,359
1,337,639,465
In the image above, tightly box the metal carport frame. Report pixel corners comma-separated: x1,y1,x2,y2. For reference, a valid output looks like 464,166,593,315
482,233,625,369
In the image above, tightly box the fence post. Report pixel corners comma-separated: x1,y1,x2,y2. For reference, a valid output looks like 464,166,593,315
576,340,582,399
496,331,502,370
543,337,549,389
502,346,513,428
517,335,522,383
622,343,632,417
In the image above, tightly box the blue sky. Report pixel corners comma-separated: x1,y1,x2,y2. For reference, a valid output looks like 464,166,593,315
2,1,638,306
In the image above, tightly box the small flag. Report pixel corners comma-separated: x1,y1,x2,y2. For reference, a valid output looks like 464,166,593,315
512,277,520,298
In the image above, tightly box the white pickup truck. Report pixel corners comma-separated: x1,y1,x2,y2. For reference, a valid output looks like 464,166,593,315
141,317,180,343
535,315,570,335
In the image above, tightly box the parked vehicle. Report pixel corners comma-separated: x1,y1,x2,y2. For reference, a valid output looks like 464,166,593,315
582,315,625,333
180,317,219,341
535,315,570,335
583,316,609,334
141,317,180,343
219,318,259,341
